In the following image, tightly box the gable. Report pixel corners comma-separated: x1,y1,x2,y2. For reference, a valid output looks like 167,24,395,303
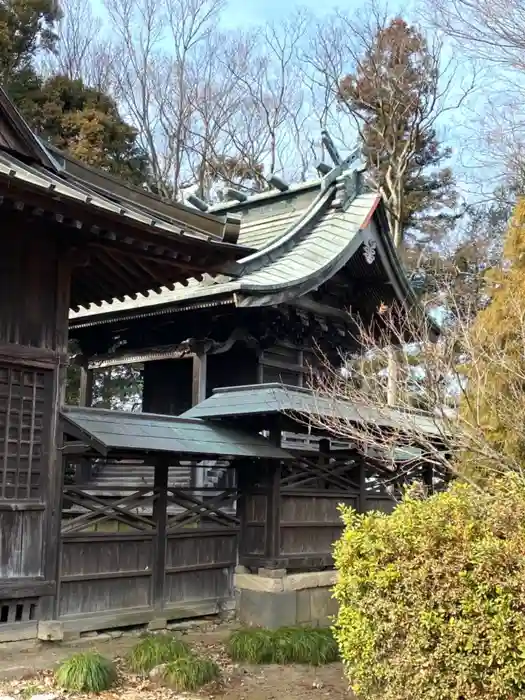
0,87,58,168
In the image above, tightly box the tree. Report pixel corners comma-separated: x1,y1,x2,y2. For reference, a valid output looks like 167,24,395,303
0,0,60,86
29,75,151,184
337,16,458,251
306,259,525,484
459,197,525,474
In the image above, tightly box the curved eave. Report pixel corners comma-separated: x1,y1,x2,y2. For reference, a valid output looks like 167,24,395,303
230,192,380,308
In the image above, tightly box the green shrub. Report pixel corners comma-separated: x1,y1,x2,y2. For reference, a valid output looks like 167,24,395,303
55,651,116,692
127,633,189,673
333,473,525,700
227,627,339,665
160,654,220,691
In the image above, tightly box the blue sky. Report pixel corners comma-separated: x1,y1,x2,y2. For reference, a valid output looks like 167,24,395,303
221,0,418,25
221,0,341,25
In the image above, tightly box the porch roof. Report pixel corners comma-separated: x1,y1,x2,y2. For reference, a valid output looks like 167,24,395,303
181,383,445,438
60,406,293,460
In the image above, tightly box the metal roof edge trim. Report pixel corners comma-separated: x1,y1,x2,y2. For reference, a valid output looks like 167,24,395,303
210,382,311,396
233,226,364,304
45,142,243,242
231,186,335,274
69,295,237,329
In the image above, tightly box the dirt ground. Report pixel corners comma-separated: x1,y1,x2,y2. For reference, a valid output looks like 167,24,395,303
0,628,352,700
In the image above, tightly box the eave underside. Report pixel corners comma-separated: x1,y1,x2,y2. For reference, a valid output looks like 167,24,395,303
0,163,249,310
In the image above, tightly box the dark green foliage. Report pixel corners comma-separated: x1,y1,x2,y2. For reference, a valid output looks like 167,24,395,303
0,0,150,187
227,627,339,665
127,634,190,674
0,0,60,85
55,651,116,692
159,655,220,691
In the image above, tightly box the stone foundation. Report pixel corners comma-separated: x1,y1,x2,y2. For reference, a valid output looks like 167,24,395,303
234,568,338,629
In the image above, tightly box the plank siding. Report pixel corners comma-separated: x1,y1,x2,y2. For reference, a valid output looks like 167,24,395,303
0,508,44,578
0,218,69,629
58,475,239,628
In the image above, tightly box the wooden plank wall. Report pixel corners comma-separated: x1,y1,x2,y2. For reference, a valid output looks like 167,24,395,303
239,459,396,570
57,460,239,633
0,218,69,640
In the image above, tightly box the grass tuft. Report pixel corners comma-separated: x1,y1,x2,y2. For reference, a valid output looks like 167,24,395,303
55,651,116,692
160,654,220,691
228,628,275,663
227,626,339,665
127,633,190,674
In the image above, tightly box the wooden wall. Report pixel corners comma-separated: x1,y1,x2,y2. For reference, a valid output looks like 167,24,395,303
207,347,258,394
58,459,238,632
0,214,70,635
238,457,395,571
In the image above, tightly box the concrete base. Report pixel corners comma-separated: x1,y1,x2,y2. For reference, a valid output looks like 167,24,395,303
235,570,338,629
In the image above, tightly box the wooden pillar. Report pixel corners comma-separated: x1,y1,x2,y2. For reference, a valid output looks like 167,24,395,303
265,423,282,566
152,456,168,611
358,458,367,514
235,459,248,564
191,350,207,406
423,461,434,495
191,350,207,489
79,367,93,407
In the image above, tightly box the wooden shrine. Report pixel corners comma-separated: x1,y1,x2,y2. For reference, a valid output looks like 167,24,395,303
0,83,442,640
69,146,436,481
0,86,254,640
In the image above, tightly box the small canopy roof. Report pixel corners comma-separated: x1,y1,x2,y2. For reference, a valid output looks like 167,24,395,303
181,383,445,438
61,406,293,460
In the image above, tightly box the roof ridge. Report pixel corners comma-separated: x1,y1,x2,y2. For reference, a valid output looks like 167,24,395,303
229,185,335,277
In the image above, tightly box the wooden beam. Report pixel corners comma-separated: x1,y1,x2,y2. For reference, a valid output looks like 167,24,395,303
358,459,367,514
265,422,282,564
191,350,208,489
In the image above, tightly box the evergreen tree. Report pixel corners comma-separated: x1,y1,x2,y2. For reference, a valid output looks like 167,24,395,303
29,75,150,185
460,198,525,472
338,18,457,252
0,0,150,186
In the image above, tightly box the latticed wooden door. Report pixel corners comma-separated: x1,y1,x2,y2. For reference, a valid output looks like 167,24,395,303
0,361,55,584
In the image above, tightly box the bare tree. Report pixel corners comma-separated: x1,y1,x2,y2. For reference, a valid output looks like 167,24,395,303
39,0,113,91
102,0,229,197
304,280,525,485
220,12,318,186
420,0,525,194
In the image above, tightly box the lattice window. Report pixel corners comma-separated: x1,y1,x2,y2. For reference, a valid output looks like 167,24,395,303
0,598,38,624
0,364,51,500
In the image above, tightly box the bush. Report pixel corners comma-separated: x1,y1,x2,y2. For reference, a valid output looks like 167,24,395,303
333,473,525,700
55,651,116,692
127,633,189,673
227,627,339,665
159,654,220,691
